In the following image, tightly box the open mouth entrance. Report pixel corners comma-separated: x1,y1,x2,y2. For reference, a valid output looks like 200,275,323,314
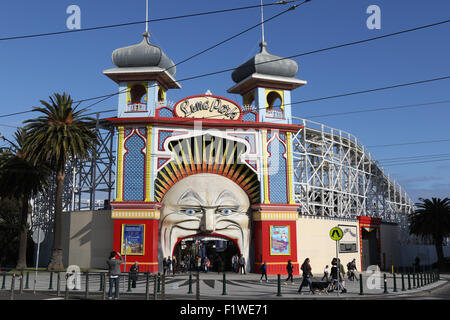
173,235,240,272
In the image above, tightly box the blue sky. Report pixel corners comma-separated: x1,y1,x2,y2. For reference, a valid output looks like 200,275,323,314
0,0,449,203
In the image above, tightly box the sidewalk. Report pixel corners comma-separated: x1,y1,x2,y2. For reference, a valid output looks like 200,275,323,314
1,270,447,300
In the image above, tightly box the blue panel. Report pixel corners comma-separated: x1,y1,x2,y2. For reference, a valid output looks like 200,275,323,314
158,107,174,118
242,112,257,122
123,132,146,201
268,137,288,203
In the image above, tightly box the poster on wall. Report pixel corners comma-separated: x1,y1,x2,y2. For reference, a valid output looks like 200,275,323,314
338,224,358,253
270,225,290,255
121,224,145,255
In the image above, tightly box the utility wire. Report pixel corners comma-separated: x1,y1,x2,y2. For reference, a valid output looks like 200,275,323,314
0,1,301,42
303,99,450,118
0,17,447,121
367,138,450,148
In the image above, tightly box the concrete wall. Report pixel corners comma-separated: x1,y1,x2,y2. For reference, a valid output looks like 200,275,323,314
380,223,401,271
399,244,450,267
62,210,114,269
296,216,361,276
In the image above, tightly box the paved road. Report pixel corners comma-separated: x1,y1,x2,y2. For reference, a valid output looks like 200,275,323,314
0,271,448,300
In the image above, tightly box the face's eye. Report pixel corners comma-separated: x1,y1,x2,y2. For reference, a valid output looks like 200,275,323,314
182,208,201,215
218,208,234,215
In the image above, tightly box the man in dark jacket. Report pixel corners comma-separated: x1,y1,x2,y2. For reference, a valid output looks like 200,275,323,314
260,261,268,282
285,260,294,284
298,258,314,294
107,251,123,300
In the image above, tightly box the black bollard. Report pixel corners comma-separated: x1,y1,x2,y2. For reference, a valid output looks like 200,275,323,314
145,272,150,300
25,272,29,290
19,270,24,294
1,271,6,289
393,273,397,292
127,272,132,292
383,274,388,294
99,272,103,291
359,274,364,295
85,271,89,299
49,272,54,290
157,272,161,293
153,274,158,300
222,273,227,296
64,274,69,300
57,272,61,297
10,274,16,300
161,274,166,300
102,273,107,300
277,274,282,297
401,273,405,291
195,272,200,300
407,273,411,290
188,272,193,294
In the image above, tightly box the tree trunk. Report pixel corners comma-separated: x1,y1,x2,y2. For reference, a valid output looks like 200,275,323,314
434,235,445,271
47,167,65,271
16,195,29,269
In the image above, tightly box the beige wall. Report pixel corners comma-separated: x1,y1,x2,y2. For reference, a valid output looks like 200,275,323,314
62,210,114,269
296,216,361,276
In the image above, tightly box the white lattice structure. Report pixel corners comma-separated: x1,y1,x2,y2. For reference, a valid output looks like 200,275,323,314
291,116,413,230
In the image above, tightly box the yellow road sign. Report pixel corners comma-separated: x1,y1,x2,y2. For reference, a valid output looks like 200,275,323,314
329,227,343,241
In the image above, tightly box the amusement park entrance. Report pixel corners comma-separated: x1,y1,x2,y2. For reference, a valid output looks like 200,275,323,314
173,237,240,272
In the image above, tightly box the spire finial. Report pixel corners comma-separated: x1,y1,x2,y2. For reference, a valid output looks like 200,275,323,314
145,0,149,34
260,0,265,44
142,0,150,41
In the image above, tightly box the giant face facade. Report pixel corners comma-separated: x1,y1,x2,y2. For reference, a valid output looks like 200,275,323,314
159,173,251,266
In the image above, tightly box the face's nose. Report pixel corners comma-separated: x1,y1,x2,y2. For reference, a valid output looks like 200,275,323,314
200,208,216,233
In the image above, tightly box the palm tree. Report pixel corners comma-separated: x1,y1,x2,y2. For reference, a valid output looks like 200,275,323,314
0,129,50,269
24,93,98,270
409,197,450,270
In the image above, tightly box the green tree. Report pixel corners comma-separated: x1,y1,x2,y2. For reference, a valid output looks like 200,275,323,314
409,197,450,270
0,129,50,269
24,93,97,270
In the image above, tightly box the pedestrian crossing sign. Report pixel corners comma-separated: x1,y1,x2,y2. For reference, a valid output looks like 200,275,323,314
329,227,343,241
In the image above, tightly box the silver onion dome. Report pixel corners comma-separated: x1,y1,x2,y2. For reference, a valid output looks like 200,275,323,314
111,32,176,76
231,42,298,83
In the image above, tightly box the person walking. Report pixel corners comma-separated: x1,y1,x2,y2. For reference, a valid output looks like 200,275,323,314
172,256,177,275
337,258,347,292
238,254,246,274
285,260,294,284
347,259,357,281
327,258,345,293
297,258,314,294
107,251,123,300
130,261,139,289
215,255,223,274
260,262,268,282
322,265,329,282
232,254,239,273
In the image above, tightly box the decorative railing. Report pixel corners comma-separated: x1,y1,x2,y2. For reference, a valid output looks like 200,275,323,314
126,103,147,112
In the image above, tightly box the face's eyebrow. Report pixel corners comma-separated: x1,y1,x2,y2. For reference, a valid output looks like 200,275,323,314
177,190,204,206
214,190,239,206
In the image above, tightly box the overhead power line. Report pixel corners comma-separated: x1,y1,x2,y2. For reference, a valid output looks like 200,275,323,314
367,138,450,148
303,99,450,118
0,18,447,121
0,0,301,42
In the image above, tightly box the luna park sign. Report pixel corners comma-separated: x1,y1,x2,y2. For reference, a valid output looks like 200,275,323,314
174,95,242,120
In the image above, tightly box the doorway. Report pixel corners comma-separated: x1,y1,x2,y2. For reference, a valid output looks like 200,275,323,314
173,238,239,272
361,227,379,270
